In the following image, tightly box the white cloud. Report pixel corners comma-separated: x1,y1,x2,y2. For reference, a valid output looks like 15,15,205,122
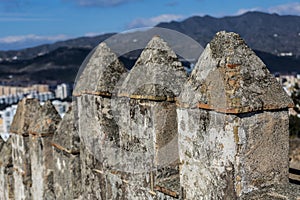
0,34,69,44
84,32,102,37
236,7,261,15
65,0,136,7
128,14,184,29
268,2,300,15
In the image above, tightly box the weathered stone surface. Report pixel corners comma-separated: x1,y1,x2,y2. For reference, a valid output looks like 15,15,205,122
114,97,180,195
177,109,290,199
28,101,61,136
240,184,300,199
119,36,187,97
130,84,175,102
73,41,127,199
73,36,185,199
28,101,61,200
0,138,14,199
52,107,81,200
177,31,293,199
10,98,40,135
11,134,32,200
73,42,126,199
112,36,187,199
9,98,61,200
52,107,80,153
75,94,121,199
179,31,293,113
73,42,127,96
9,99,38,200
29,135,56,200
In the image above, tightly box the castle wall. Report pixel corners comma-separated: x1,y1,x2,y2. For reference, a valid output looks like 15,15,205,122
0,31,299,200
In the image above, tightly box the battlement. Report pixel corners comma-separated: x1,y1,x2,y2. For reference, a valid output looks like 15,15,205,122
0,31,299,199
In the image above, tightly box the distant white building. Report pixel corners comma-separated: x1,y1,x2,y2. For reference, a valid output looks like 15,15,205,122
0,90,54,105
0,104,18,141
26,91,54,102
55,83,70,100
51,100,71,118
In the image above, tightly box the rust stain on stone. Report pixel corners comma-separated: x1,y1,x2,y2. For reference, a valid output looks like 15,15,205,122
129,94,175,102
51,142,80,155
73,91,112,97
235,182,242,197
226,63,241,69
148,190,156,196
118,93,175,102
155,185,179,198
233,126,239,144
197,103,211,110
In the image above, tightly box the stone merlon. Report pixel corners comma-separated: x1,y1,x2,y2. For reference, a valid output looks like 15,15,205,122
179,31,294,113
28,101,61,136
10,99,61,136
118,35,187,99
73,42,127,97
10,98,41,136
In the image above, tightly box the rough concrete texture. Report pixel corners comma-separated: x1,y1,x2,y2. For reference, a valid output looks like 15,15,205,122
180,31,294,113
52,107,81,200
73,42,127,97
119,36,187,97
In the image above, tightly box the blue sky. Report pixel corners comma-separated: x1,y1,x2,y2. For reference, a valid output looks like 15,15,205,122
0,0,299,50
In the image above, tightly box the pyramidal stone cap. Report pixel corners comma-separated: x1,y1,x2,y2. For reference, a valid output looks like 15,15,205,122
10,98,41,135
179,31,294,113
119,35,187,99
52,107,80,153
73,42,127,97
28,101,61,136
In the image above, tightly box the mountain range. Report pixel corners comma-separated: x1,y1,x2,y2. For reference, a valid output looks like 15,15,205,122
0,11,299,84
